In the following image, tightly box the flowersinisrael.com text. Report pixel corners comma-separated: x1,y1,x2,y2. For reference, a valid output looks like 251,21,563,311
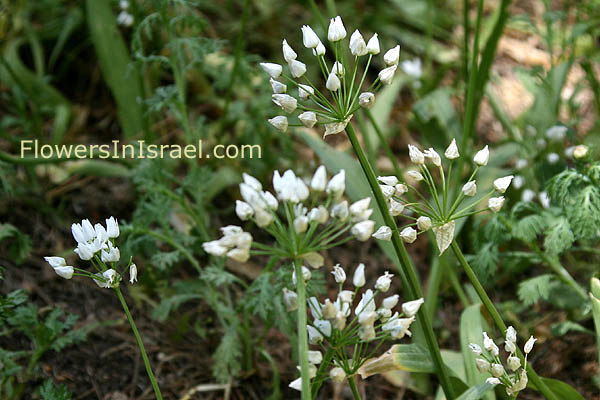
20,140,262,160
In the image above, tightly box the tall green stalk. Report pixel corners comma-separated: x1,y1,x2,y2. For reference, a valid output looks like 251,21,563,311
345,123,456,399
294,259,312,400
450,241,559,400
115,287,163,400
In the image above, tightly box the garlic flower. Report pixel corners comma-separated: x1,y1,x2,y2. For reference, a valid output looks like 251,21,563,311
375,140,510,255
469,327,536,397
261,15,400,138
286,263,422,391
44,216,137,288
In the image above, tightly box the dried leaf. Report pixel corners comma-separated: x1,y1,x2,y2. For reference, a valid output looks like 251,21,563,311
432,220,455,255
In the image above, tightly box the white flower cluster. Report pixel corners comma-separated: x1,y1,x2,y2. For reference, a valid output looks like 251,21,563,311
370,139,512,254
286,263,423,391
202,167,376,265
117,0,134,27
44,217,137,287
261,15,401,137
469,327,536,397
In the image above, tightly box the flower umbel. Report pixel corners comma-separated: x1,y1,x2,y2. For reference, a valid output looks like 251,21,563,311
261,16,400,138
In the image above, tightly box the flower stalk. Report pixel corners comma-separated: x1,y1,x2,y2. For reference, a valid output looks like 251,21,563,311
345,123,456,399
115,287,163,400
294,259,312,399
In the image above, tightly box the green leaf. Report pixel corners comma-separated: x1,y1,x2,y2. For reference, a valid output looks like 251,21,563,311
531,377,585,400
86,0,145,139
39,379,73,400
518,274,558,306
567,186,600,239
468,243,499,284
392,344,436,373
513,214,546,243
460,304,495,400
455,382,495,400
543,217,574,256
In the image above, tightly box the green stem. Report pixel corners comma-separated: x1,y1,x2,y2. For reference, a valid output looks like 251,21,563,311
450,241,559,400
294,259,312,400
348,376,361,400
114,287,163,400
365,110,403,178
345,123,456,399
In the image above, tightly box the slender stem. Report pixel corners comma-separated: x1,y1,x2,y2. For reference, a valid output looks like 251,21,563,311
348,376,361,400
345,123,456,399
365,110,403,178
450,241,559,400
114,287,163,400
294,259,312,400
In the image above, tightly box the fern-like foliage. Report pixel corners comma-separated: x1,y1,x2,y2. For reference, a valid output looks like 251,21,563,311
518,274,560,306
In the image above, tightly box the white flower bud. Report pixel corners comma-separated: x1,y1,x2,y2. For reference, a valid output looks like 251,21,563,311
54,265,74,279
399,227,417,243
327,16,346,42
45,256,66,268
332,264,346,283
106,216,120,238
261,191,278,210
351,220,375,241
491,363,504,378
293,266,312,285
445,138,460,160
282,288,298,312
227,247,250,262
377,308,392,321
462,180,477,196
488,196,505,213
545,125,567,141
294,216,309,233
389,199,404,216
307,325,323,344
288,59,306,78
350,197,371,217
322,299,337,319
395,183,408,195
330,367,346,383
349,29,367,56
301,25,320,48
378,64,397,85
375,271,393,292
401,298,424,317
296,84,314,101
129,263,137,284
359,324,377,341
507,356,521,371
493,175,514,193
382,294,399,310
408,144,425,164
485,377,501,386
288,377,302,391
310,165,327,191
254,208,274,227
473,145,490,166
424,148,441,166
268,116,288,132
326,71,341,91
416,216,432,231
506,326,517,345
313,41,326,56
307,350,322,365
372,225,392,241
383,45,400,65
298,111,317,128
378,175,399,186
406,170,424,181
202,240,228,256
475,358,490,373
259,62,282,78
326,170,345,198
331,200,349,220
339,290,354,303
483,332,499,356
380,184,395,200
524,335,537,354
282,39,297,63
272,94,297,113
359,92,375,108
270,78,286,94
366,33,380,54
469,343,482,355
353,263,366,287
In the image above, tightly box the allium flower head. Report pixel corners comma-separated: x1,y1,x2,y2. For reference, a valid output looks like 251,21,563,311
262,18,400,138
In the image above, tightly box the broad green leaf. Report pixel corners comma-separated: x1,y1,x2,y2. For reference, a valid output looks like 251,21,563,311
86,0,146,139
455,382,495,400
359,344,435,378
460,304,495,400
531,377,585,400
